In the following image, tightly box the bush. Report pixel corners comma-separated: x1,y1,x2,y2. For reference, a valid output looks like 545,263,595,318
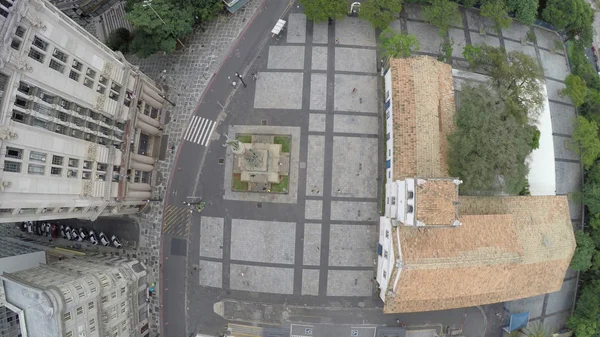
379,28,420,58
571,116,600,169
584,181,600,214
106,28,132,53
571,231,596,271
562,74,588,107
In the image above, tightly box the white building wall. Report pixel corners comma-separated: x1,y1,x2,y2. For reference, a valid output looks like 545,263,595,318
384,68,393,184
376,217,395,302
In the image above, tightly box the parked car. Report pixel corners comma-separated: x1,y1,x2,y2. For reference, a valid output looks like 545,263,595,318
99,232,110,246
111,235,122,249
59,225,66,238
19,222,27,232
26,222,33,234
89,230,98,245
70,228,80,241
44,223,51,237
78,228,87,241
64,226,73,240
34,223,42,236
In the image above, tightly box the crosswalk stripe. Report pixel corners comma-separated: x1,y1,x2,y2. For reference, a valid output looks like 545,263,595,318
183,116,216,146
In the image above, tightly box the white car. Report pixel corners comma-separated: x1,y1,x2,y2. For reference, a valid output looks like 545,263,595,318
111,235,122,249
89,230,98,245
70,228,80,241
99,232,110,246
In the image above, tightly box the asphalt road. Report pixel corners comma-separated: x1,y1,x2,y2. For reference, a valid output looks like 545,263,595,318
160,1,291,336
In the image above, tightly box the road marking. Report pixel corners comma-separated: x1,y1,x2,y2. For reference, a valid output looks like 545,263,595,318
162,205,191,237
183,115,216,146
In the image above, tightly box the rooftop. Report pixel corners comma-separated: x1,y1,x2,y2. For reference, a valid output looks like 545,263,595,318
414,178,459,226
389,56,455,180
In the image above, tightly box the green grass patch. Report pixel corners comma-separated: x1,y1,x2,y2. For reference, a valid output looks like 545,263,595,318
270,176,289,193
274,136,291,153
236,134,252,143
232,174,248,191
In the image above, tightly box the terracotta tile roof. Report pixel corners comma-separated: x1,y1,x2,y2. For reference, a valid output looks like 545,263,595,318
384,195,575,313
389,56,456,181
415,179,459,226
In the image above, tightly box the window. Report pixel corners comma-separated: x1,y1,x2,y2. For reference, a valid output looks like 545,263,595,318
97,163,107,171
101,296,107,303
385,230,389,238
50,167,62,176
32,36,48,51
89,325,95,333
85,68,96,78
52,155,63,166
121,287,126,295
67,169,78,179
6,147,23,159
68,158,79,167
99,75,108,85
82,172,92,180
52,48,68,62
89,318,95,326
121,306,126,314
111,291,116,299
88,301,94,310
384,250,389,259
72,59,83,71
90,287,96,293
386,132,390,141
18,82,31,95
383,270,387,279
69,70,80,81
83,78,94,89
407,205,413,213
66,331,73,337
388,149,391,157
78,292,85,298
49,59,65,73
63,312,71,321
76,306,83,315
28,48,45,63
28,164,44,175
96,173,106,181
96,85,106,94
15,26,25,38
11,39,21,51
29,151,46,162
74,284,82,291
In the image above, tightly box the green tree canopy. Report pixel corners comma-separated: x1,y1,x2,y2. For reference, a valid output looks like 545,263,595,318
562,74,588,107
447,84,535,194
571,116,600,169
568,282,600,337
106,28,132,53
584,181,600,214
480,0,512,33
571,231,596,271
379,28,420,58
422,0,462,36
506,0,538,26
360,0,403,30
298,0,346,22
542,0,594,43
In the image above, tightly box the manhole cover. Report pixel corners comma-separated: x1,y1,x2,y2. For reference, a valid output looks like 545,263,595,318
261,119,267,125
218,158,224,164
257,203,262,208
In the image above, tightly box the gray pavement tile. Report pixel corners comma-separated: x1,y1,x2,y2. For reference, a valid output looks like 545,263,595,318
504,39,536,60
333,115,378,135
504,294,545,319
330,201,378,222
334,74,379,113
331,136,378,198
310,73,327,110
230,264,294,294
555,161,582,195
198,260,222,288
306,135,325,197
231,219,296,264
449,28,468,59
549,102,576,135
565,268,577,279
465,10,495,35
543,311,571,334
254,72,304,109
568,197,583,221
335,17,376,47
404,3,424,20
534,27,562,52
501,22,532,42
470,32,500,48
313,21,329,44
287,13,307,44
546,279,577,314
326,270,374,296
553,136,580,161
268,46,305,70
390,19,402,34
302,269,320,295
199,216,224,258
312,46,328,71
407,21,444,54
334,47,377,73
303,223,322,266
539,50,570,80
329,224,377,267
545,80,571,105
309,113,326,132
305,200,323,220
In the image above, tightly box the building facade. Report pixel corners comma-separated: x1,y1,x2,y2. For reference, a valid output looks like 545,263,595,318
1,255,149,337
0,0,168,223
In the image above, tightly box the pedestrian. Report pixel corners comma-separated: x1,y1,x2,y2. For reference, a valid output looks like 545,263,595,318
335,37,339,44
352,88,357,93
251,73,258,80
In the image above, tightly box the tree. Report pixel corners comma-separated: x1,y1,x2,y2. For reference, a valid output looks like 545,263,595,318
562,74,587,107
480,0,512,33
447,84,535,194
506,0,538,26
571,116,600,169
542,0,594,43
298,0,346,22
106,28,132,53
360,0,403,30
524,322,551,337
584,181,600,214
571,231,595,271
422,0,462,36
379,28,420,58
126,0,194,57
459,0,478,7
568,282,600,337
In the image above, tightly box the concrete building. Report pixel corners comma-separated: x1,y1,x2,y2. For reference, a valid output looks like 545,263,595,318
0,0,168,223
377,56,576,313
1,255,149,337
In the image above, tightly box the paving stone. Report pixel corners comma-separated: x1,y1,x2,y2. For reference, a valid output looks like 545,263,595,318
449,28,468,59
333,115,378,135
545,80,570,104
231,219,296,264
199,216,224,258
327,270,373,296
331,136,378,198
501,22,532,42
539,50,570,80
312,21,329,44
334,47,377,73
390,19,402,34
268,46,305,70
534,27,563,53
309,113,326,132
255,72,304,109
305,200,323,220
198,260,222,288
407,21,444,54
465,9,495,35
469,32,500,48
306,135,325,197
504,294,545,319
553,136,579,161
311,46,328,71
504,39,536,60
549,102,576,136
310,73,327,110
303,223,322,266
230,264,294,294
335,17,376,47
334,74,379,113
287,13,307,43
329,224,376,267
555,161,582,195
543,311,571,334
546,279,577,314
404,3,424,20
330,201,378,222
301,269,320,296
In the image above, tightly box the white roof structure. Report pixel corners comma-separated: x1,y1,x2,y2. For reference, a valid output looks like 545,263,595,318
271,19,286,35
